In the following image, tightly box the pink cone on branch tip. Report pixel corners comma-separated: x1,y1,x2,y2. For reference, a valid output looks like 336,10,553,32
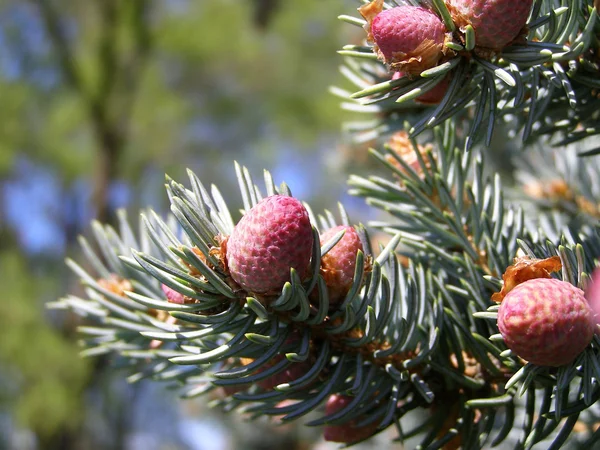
445,0,533,49
226,195,314,295
360,0,447,75
497,278,595,367
320,225,364,305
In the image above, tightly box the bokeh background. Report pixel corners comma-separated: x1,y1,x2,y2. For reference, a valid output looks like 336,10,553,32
0,1,394,449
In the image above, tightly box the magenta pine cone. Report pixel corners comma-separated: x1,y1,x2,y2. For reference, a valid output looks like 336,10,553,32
225,195,314,294
360,1,447,75
320,225,364,305
497,278,595,367
446,0,533,49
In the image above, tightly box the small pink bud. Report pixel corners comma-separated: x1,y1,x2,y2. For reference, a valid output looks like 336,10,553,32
161,284,185,304
585,267,600,328
392,71,450,105
320,225,364,306
323,394,379,443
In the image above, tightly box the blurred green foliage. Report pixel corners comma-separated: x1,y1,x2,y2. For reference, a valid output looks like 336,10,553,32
0,250,89,441
0,0,358,447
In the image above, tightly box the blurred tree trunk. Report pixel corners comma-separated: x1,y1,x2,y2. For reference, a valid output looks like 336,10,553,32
251,0,280,30
35,0,151,224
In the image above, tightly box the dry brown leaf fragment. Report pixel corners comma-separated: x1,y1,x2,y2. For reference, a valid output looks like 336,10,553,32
491,255,562,302
358,0,384,38
97,274,133,297
385,131,433,179
450,351,482,379
524,179,574,202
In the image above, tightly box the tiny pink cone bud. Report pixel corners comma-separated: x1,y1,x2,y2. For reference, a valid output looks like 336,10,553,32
257,359,312,391
497,278,595,367
226,195,314,294
218,384,247,397
320,225,364,305
360,0,447,75
161,284,185,304
445,0,533,49
149,315,177,349
392,71,450,105
585,267,600,328
256,332,313,390
415,77,450,105
323,394,378,443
